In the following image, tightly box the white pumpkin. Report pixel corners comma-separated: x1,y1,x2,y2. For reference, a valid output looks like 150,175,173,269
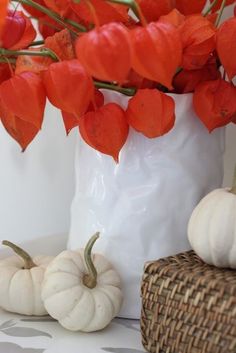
188,167,236,268
0,240,53,315
42,233,123,332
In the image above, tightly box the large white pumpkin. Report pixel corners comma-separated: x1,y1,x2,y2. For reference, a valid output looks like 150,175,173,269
42,233,123,332
188,168,236,268
0,241,53,315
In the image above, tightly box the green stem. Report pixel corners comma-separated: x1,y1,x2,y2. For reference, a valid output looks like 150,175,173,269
203,0,219,16
29,40,45,47
83,232,100,289
94,81,136,96
230,166,236,195
63,18,87,32
0,48,59,61
12,0,85,34
2,240,36,269
107,0,146,24
107,0,138,16
0,57,16,64
215,0,227,27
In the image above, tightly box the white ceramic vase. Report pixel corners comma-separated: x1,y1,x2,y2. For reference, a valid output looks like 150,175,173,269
68,90,225,319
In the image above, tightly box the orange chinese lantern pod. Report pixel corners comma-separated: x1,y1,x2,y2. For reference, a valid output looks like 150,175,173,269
0,0,8,37
173,62,221,93
16,30,74,76
3,11,37,51
71,0,129,26
61,89,104,135
193,79,236,132
175,0,207,15
44,29,75,61
79,103,129,162
159,9,185,27
0,72,46,130
136,0,172,22
42,59,94,117
10,15,36,50
15,49,53,75
136,0,207,23
180,15,216,70
0,99,39,151
216,17,236,81
1,10,26,49
61,111,79,136
76,22,131,83
130,21,182,89
126,88,175,138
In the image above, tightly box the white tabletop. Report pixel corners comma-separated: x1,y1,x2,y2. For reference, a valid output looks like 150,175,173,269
0,309,144,353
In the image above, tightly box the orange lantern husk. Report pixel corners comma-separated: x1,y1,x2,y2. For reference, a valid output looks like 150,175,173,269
0,99,39,151
180,15,216,70
216,17,236,81
0,72,46,130
42,59,94,117
76,22,132,83
193,79,236,132
130,21,182,89
126,88,175,138
79,103,129,162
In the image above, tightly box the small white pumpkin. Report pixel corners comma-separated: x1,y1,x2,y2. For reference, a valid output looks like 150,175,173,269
0,240,53,316
42,232,123,332
188,167,236,268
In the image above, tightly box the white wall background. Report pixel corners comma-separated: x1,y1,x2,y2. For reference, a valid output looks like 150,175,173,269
0,104,77,243
0,3,235,244
224,125,236,185
222,4,236,186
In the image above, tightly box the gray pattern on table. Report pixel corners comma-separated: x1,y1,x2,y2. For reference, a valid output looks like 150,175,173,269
0,342,45,353
0,320,52,338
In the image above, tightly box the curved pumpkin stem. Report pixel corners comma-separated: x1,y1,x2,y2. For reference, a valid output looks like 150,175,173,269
230,165,236,195
83,232,100,289
2,240,36,269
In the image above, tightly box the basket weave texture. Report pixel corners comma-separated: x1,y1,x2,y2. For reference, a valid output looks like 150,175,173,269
141,251,236,353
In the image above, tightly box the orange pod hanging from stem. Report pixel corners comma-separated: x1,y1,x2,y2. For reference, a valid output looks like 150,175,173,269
193,79,236,132
76,22,132,83
180,15,216,70
1,10,26,49
126,88,175,138
0,0,8,36
0,72,46,129
130,21,182,89
42,59,94,117
79,103,129,162
0,99,39,151
216,17,236,81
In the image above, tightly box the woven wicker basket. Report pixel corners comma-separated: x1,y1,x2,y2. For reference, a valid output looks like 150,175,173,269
141,251,236,353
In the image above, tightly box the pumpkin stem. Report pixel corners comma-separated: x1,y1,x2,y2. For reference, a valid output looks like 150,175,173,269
83,232,100,289
2,240,36,269
230,165,236,195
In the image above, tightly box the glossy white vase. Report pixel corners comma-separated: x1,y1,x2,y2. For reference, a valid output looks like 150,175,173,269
68,90,225,319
